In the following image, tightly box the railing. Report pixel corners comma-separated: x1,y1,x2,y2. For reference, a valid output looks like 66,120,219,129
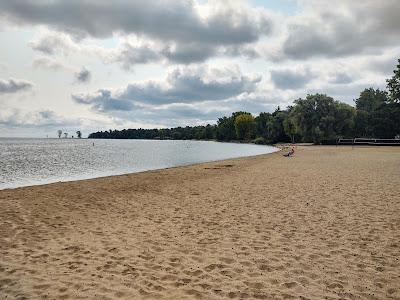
337,138,400,146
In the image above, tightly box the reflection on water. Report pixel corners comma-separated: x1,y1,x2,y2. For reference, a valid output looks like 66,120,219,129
0,138,277,189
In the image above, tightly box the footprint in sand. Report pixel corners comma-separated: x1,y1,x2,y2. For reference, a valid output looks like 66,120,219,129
282,282,297,289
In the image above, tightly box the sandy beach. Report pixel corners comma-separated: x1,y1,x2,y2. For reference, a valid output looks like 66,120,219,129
0,146,399,300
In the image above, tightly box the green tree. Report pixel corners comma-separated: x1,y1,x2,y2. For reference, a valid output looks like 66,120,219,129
354,110,371,137
387,58,400,103
354,88,389,137
216,112,249,141
171,131,182,140
204,124,215,139
268,108,291,143
355,88,388,112
234,113,256,140
255,109,291,143
370,103,400,138
333,102,355,138
216,116,236,141
283,115,297,143
291,94,354,143
255,112,271,139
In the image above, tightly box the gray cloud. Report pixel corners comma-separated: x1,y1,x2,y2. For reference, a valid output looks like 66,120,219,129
68,65,287,128
1,1,271,45
114,43,161,70
161,43,217,64
73,65,261,110
270,68,314,90
329,72,353,85
121,67,261,105
27,32,264,70
0,78,33,94
4,1,271,66
72,89,135,112
74,67,91,83
29,32,262,68
282,0,400,60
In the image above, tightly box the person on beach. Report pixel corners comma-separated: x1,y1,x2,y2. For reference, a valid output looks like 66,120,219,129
283,147,295,157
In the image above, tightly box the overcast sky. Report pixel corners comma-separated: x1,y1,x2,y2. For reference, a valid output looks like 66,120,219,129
0,0,399,137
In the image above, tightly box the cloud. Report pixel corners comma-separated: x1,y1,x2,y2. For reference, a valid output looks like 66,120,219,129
73,65,261,109
28,33,76,55
329,72,353,85
161,43,217,64
270,68,314,90
7,1,273,67
72,94,284,128
0,109,73,128
33,57,92,84
0,78,33,94
27,30,262,69
281,0,400,60
366,50,400,75
2,0,271,62
32,57,69,71
67,67,300,128
134,103,225,125
74,67,91,83
6,0,400,67
69,65,274,126
123,66,261,104
109,41,162,70
72,89,136,112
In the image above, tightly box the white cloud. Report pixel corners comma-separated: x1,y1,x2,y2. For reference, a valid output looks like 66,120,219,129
32,57,69,71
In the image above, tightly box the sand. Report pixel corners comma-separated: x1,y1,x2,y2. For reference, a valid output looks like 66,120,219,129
0,146,399,300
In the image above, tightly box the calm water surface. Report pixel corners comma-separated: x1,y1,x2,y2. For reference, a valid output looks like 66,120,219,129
0,138,278,190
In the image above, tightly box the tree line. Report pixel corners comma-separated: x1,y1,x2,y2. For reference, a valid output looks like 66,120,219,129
89,59,400,144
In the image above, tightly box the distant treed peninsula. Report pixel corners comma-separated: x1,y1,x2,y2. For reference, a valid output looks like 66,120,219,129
89,60,400,144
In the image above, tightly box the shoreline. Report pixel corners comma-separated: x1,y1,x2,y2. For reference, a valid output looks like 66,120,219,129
1,146,399,299
0,144,280,191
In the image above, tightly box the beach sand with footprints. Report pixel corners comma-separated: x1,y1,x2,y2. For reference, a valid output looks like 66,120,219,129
0,146,399,299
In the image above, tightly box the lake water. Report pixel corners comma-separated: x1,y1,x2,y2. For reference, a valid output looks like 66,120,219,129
0,138,278,190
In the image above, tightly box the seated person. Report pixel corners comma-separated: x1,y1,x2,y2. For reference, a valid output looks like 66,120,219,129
283,147,295,157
